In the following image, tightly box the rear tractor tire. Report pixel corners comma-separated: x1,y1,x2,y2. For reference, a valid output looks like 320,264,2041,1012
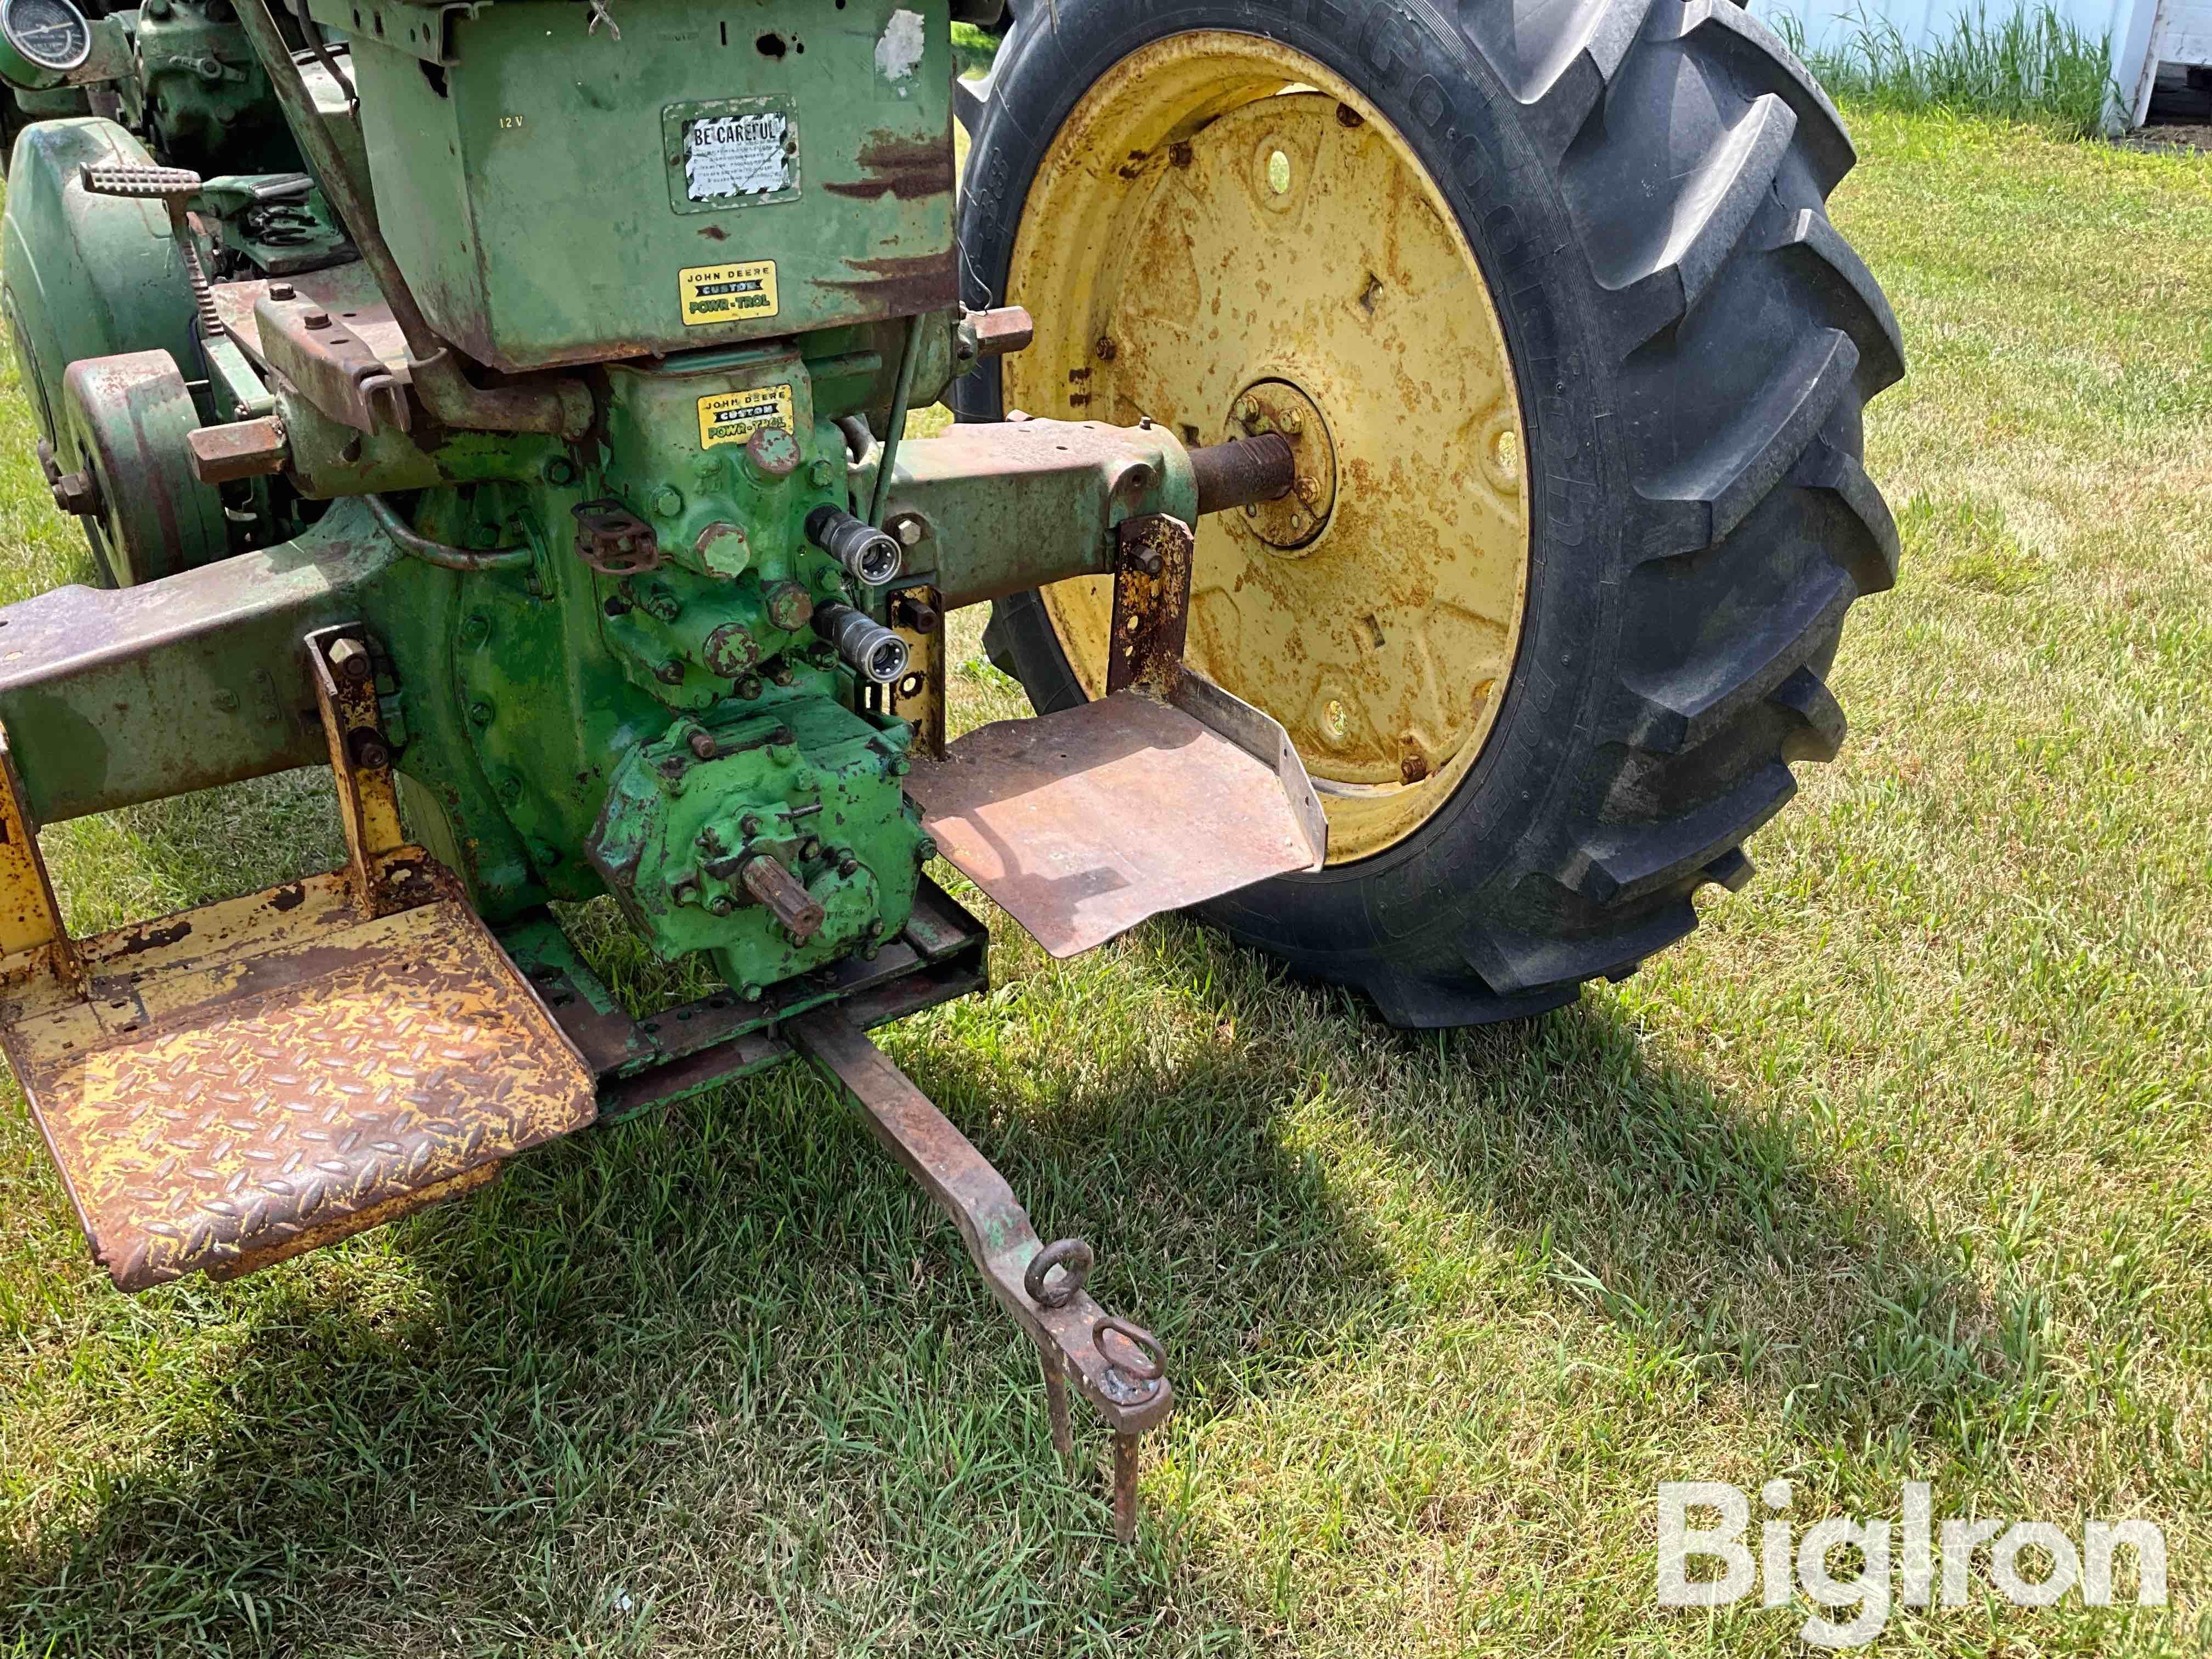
955,0,1904,1026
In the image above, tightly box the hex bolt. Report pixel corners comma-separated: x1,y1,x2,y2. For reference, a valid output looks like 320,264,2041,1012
655,659,686,686
303,311,332,330
741,983,765,1003
704,623,760,680
652,484,685,519
468,700,495,727
268,281,296,301
837,854,859,878
889,512,929,549
763,580,816,634
51,470,101,517
735,674,765,701
689,730,719,760
915,836,939,863
800,837,822,861
544,456,578,487
327,636,374,684
346,728,390,772
740,814,765,838
808,459,837,489
746,426,802,483
708,895,737,917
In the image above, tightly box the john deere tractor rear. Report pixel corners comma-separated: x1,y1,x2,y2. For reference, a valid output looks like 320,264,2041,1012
0,0,1899,1538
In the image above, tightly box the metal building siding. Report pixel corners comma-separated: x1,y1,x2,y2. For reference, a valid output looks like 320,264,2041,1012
2162,0,2212,63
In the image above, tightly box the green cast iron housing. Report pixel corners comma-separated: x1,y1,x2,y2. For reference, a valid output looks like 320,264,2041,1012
340,0,956,372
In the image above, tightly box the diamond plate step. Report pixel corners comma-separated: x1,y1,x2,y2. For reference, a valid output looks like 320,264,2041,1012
0,872,597,1291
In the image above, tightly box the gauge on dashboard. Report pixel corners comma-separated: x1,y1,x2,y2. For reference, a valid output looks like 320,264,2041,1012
1,0,91,72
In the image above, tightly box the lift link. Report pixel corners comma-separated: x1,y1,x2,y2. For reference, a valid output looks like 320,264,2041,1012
788,1008,1172,1544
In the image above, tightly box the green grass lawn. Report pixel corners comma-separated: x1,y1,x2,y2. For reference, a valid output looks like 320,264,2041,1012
0,107,2207,1656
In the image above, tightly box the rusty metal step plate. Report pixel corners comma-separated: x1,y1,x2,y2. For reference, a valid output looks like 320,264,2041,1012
905,677,1327,958
0,874,596,1291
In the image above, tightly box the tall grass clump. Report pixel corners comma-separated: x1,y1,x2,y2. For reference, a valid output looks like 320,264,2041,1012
1777,3,2119,137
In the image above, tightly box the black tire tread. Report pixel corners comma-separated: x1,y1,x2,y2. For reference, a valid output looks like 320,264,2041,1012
1440,0,1897,1015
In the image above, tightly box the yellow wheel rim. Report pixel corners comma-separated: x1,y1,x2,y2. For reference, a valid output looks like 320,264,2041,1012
1006,32,1533,864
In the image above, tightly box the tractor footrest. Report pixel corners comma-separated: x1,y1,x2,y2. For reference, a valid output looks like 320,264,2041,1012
0,872,596,1291
905,676,1327,958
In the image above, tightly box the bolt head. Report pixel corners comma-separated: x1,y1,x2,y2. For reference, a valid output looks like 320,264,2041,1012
268,282,296,301
891,514,927,548
468,701,494,727
51,471,99,516
328,636,374,684
695,522,751,579
763,582,815,634
498,777,522,805
809,459,837,489
652,485,685,519
708,896,737,917
303,311,332,330
689,730,718,760
655,659,687,685
461,613,491,647
746,426,802,482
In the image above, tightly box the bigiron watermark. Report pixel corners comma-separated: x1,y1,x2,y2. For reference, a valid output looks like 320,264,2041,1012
1657,1480,2168,1647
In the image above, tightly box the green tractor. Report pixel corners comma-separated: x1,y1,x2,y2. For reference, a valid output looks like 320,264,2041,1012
0,0,1900,1536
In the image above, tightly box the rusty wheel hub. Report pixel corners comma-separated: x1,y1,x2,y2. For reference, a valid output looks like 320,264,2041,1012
1227,380,1335,554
